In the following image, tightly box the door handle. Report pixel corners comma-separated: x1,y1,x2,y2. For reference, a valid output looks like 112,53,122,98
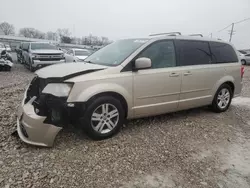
169,72,179,77
184,71,192,76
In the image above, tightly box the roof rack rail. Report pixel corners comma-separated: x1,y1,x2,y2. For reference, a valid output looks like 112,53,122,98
189,34,203,37
149,32,182,37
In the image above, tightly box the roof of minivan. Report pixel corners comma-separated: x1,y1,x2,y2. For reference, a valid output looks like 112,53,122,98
148,35,231,44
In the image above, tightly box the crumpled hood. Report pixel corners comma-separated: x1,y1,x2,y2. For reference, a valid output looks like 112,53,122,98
36,63,107,79
31,49,63,54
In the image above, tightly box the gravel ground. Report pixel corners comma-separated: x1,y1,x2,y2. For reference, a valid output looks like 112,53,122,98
0,63,250,188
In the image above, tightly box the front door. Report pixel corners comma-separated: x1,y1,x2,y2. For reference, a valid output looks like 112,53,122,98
133,40,182,117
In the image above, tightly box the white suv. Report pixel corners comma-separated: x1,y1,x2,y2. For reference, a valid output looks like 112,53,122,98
17,35,243,147
22,42,66,71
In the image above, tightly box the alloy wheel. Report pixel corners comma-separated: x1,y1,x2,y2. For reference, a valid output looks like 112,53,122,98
217,88,230,109
91,103,119,134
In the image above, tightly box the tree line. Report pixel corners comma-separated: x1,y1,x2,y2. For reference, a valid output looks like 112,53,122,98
0,21,111,46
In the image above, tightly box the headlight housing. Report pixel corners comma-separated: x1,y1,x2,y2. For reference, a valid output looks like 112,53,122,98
31,54,38,59
42,83,73,97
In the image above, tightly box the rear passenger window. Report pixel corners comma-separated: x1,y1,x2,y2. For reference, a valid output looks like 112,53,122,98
176,40,211,66
209,42,238,63
138,40,176,69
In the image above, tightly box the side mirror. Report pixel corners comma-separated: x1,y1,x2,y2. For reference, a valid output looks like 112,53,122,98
134,57,152,70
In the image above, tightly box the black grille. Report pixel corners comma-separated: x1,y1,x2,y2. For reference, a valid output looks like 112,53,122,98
37,53,62,56
39,58,62,61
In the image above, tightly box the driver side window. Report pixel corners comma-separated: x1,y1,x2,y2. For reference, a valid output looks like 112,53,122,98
138,40,176,69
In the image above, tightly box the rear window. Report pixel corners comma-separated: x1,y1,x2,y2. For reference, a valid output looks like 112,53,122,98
209,42,238,63
176,40,211,66
238,50,247,54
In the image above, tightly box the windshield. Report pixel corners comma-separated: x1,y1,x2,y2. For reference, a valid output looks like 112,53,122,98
75,50,91,56
31,43,57,50
84,39,148,66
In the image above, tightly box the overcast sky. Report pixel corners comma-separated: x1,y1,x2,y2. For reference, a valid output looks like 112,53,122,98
0,0,249,49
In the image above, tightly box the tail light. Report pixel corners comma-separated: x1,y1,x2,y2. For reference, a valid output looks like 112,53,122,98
241,65,245,79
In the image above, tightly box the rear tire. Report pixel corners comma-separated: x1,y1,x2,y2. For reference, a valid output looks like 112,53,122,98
211,84,233,113
81,96,125,140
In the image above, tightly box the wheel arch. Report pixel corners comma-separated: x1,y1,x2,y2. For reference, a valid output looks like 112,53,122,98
87,92,128,118
67,83,133,118
212,76,235,99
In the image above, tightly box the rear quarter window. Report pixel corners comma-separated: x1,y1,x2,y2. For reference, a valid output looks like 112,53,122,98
209,42,238,63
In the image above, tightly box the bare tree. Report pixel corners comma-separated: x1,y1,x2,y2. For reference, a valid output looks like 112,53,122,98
57,28,71,37
19,28,45,39
0,22,15,35
57,28,72,43
81,35,111,46
46,31,58,41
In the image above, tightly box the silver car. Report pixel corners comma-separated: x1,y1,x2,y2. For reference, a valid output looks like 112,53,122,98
65,48,91,62
17,35,243,147
238,50,250,65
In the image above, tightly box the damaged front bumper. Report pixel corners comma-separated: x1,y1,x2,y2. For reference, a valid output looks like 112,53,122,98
17,97,62,147
16,76,85,147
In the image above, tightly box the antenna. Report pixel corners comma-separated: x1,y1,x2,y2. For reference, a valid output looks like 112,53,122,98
189,34,203,37
149,32,182,37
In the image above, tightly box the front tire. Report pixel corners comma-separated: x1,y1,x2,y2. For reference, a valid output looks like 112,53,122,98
29,59,35,72
211,84,233,113
81,96,125,140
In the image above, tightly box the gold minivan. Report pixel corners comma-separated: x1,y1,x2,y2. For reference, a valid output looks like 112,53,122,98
17,34,243,146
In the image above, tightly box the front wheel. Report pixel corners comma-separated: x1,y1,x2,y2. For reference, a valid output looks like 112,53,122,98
81,96,125,140
29,59,35,72
211,84,233,113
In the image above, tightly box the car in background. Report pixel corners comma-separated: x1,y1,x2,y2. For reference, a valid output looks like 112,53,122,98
238,50,250,65
65,48,91,62
0,43,5,53
22,42,66,71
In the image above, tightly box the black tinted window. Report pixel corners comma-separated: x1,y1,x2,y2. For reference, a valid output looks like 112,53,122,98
176,40,211,66
138,40,176,69
210,42,238,63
